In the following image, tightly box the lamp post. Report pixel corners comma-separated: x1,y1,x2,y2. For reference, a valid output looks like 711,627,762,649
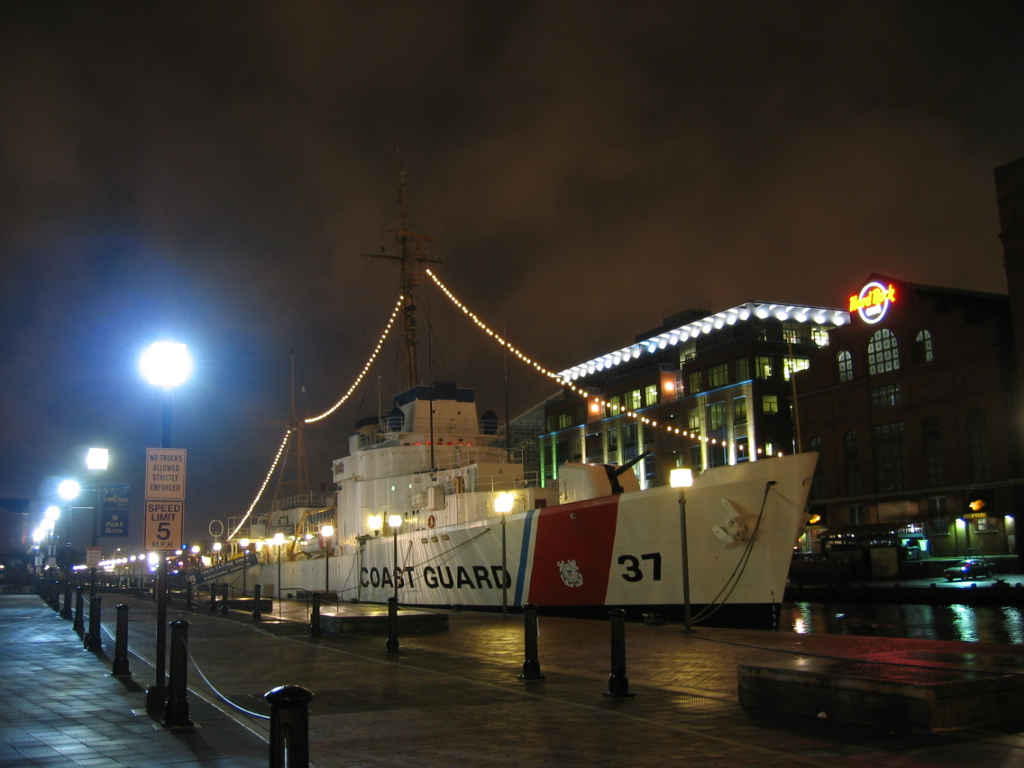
274,533,285,616
42,506,60,595
388,515,402,602
321,524,334,596
670,468,694,634
57,480,80,619
494,492,515,618
140,340,191,714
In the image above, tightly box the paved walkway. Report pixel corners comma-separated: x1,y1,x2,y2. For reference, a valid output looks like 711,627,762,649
4,591,1024,767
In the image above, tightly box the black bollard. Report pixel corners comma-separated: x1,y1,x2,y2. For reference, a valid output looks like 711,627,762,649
252,584,263,622
604,608,633,697
209,583,217,614
185,583,193,609
264,685,314,768
73,586,85,637
220,583,230,615
518,603,545,681
85,596,102,652
310,592,322,637
61,579,73,620
384,596,400,653
163,620,193,728
52,581,61,613
112,604,131,677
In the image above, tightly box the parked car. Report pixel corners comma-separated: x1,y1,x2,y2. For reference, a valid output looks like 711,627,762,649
942,558,995,582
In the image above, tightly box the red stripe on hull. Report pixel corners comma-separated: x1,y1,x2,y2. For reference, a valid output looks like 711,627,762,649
527,496,619,605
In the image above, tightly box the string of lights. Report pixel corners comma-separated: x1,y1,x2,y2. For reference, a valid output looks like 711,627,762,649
228,297,406,540
425,268,775,458
304,297,406,423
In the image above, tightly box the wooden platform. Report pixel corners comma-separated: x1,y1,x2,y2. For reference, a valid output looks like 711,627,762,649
738,656,1024,732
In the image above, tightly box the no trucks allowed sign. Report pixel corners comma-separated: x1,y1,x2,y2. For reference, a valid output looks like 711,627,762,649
144,447,187,551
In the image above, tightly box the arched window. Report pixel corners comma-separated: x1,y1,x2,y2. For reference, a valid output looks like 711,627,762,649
967,409,991,482
922,417,943,486
914,330,934,364
837,350,853,383
868,329,900,374
843,430,861,495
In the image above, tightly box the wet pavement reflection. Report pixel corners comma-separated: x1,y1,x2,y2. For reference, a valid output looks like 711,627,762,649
781,602,1024,644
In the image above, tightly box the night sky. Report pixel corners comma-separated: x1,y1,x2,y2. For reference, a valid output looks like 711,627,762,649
2,2,1022,547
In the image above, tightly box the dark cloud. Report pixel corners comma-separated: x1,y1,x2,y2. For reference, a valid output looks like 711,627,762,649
1,1,1022,543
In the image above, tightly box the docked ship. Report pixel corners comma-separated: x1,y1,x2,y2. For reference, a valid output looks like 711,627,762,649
224,198,818,629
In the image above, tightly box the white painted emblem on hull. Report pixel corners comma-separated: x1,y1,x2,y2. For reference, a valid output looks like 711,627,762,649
712,498,759,549
558,559,584,587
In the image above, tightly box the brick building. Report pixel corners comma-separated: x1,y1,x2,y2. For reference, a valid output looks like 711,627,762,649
795,275,1019,576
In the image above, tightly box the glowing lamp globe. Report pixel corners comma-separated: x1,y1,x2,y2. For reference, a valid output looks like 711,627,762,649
140,341,192,389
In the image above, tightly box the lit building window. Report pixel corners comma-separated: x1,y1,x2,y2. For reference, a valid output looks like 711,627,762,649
735,356,750,382
762,394,779,414
811,326,830,347
872,422,907,491
733,396,747,425
707,363,728,388
687,407,701,434
837,350,853,383
783,358,809,381
755,356,773,379
707,401,725,430
844,431,861,495
628,389,642,411
644,384,658,406
687,370,702,394
915,330,934,364
867,328,900,374
869,382,902,409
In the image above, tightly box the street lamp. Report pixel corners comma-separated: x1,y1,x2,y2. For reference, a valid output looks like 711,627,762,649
388,515,402,602
57,480,80,619
274,532,286,616
670,468,694,634
83,447,109,598
43,506,60,583
321,524,334,596
140,340,191,714
494,492,515,618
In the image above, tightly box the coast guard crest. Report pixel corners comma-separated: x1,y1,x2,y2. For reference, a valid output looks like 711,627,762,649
557,559,583,587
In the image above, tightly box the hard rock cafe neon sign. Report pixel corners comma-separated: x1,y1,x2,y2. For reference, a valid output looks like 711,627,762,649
849,281,896,324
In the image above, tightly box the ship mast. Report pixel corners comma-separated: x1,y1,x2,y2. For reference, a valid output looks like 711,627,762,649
271,349,309,508
366,168,441,390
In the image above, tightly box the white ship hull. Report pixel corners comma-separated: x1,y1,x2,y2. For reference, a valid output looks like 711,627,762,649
265,452,816,628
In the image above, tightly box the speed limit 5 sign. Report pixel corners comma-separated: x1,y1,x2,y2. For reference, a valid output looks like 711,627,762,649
145,501,184,551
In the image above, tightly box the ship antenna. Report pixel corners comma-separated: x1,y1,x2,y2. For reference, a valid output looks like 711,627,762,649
365,160,441,390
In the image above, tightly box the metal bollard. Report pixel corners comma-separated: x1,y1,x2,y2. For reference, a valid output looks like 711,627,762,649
85,596,102,652
61,579,73,620
112,604,131,677
73,586,85,637
186,583,193,609
518,603,545,681
604,608,633,697
209,583,218,614
384,596,400,653
310,592,322,637
220,583,230,615
252,584,263,622
264,685,314,768
163,620,193,728
52,580,61,613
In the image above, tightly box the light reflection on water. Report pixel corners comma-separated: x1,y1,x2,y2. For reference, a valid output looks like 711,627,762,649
781,602,1024,644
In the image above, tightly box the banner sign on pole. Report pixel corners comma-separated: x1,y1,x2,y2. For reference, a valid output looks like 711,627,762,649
100,483,131,537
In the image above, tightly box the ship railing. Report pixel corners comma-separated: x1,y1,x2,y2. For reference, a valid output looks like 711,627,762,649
270,493,331,512
431,447,524,471
440,470,542,495
225,515,269,539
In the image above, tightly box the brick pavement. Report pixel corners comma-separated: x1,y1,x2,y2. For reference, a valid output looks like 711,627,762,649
4,591,1024,767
